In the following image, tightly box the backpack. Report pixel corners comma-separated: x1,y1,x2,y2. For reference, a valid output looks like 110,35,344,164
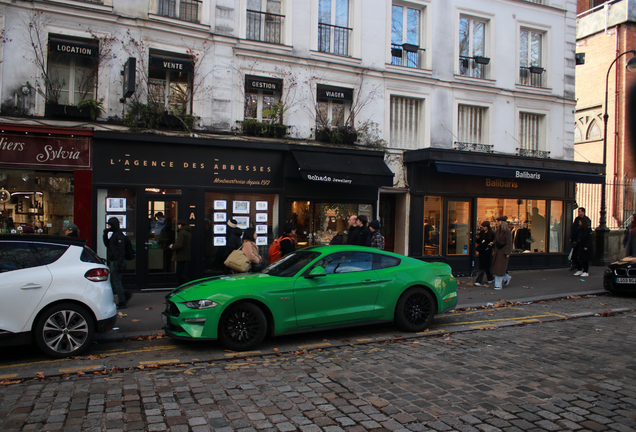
268,236,291,264
124,235,136,260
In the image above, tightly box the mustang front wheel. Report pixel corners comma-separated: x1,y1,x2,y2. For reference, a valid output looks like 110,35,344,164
218,302,267,351
395,287,435,332
34,303,95,358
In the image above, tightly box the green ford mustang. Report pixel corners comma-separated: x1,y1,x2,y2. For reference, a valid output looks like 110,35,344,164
162,245,457,351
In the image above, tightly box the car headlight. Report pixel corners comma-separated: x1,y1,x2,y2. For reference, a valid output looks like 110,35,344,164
185,300,218,309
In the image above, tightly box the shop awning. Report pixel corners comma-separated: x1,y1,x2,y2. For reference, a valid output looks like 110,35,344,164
435,161,605,184
291,150,394,187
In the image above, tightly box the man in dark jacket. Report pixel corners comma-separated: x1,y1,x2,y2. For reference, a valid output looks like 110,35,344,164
280,223,297,257
346,215,361,245
569,207,591,270
357,215,370,246
170,219,192,285
102,217,130,308
224,219,243,274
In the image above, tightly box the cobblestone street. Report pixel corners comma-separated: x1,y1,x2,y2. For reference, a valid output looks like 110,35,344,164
1,305,635,432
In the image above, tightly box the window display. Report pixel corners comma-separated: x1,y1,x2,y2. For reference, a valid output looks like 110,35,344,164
423,196,442,255
96,188,137,272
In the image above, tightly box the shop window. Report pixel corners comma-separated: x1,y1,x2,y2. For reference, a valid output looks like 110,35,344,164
423,196,441,255
447,201,471,255
148,53,193,115
316,85,352,131
549,201,564,252
459,16,488,78
519,28,545,87
97,188,137,272
247,0,283,44
157,0,201,23
458,105,486,145
244,75,282,121
391,4,422,68
203,192,279,274
390,96,421,149
476,198,547,253
288,201,373,248
0,170,73,236
47,36,98,106
318,0,351,56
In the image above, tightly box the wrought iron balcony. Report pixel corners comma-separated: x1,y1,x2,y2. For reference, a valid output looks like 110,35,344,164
157,0,201,23
517,148,551,158
318,22,351,57
519,65,545,87
391,43,421,68
454,142,493,153
247,9,284,44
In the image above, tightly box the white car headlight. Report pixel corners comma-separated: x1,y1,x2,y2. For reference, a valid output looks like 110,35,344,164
185,300,218,309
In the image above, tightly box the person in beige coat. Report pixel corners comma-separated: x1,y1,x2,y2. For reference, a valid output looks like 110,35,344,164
492,215,513,290
242,227,262,272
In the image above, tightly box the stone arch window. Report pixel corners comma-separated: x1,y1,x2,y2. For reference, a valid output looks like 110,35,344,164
586,120,602,141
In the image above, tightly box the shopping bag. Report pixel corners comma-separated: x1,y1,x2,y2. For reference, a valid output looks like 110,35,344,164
224,246,251,273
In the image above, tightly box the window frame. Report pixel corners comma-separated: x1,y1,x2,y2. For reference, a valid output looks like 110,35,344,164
148,53,194,116
156,0,201,23
516,107,549,156
456,103,489,146
46,36,99,106
243,75,282,122
246,0,284,44
390,2,424,69
317,0,352,57
517,22,549,88
458,14,489,79
388,94,425,150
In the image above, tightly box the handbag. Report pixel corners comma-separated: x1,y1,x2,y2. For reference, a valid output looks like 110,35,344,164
224,246,251,273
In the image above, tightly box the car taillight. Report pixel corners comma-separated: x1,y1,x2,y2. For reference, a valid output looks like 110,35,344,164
85,268,109,282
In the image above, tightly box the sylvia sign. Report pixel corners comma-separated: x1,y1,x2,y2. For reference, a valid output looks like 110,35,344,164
0,133,91,169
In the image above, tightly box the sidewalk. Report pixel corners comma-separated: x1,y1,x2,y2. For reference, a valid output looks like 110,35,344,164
96,267,607,342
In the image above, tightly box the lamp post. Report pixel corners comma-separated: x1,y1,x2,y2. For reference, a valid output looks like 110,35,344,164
594,50,636,266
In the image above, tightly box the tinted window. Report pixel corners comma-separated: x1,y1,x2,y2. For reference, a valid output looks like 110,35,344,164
263,251,322,277
373,254,401,270
0,242,41,272
313,252,373,274
81,246,104,264
35,244,68,265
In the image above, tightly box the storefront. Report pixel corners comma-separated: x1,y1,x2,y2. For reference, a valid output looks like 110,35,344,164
404,148,605,275
92,132,393,289
0,124,93,243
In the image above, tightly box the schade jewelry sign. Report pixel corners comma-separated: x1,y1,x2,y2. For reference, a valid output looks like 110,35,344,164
0,133,92,169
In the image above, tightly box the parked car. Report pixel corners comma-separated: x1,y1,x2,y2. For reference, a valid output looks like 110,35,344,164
162,245,457,351
0,235,117,358
604,256,636,294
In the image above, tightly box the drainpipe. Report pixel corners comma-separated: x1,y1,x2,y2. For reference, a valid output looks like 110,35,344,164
612,25,621,228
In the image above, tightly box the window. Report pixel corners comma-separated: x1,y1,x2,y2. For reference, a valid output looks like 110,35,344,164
373,254,400,270
519,112,542,154
458,105,485,145
47,37,98,105
459,16,488,78
247,0,283,44
148,54,193,115
0,243,41,272
587,121,602,141
157,0,201,23
244,76,282,121
316,85,352,130
549,201,564,253
391,4,421,68
390,96,421,149
35,244,68,265
318,0,351,56
423,196,441,256
519,28,544,87
314,252,373,274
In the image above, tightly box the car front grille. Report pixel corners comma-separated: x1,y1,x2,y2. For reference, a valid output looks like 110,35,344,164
166,301,180,317
613,268,636,276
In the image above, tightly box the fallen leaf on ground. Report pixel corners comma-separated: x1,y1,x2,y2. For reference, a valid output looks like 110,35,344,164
131,319,141,323
145,307,153,311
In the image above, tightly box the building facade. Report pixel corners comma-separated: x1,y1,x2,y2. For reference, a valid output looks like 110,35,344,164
0,0,598,286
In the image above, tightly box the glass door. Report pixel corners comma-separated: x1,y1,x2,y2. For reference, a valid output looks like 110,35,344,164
446,199,472,275
143,199,179,287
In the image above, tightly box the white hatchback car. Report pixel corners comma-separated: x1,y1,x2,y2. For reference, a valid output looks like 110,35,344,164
0,235,117,358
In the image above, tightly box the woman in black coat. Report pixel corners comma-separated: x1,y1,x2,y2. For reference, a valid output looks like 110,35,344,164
474,221,495,286
574,218,594,278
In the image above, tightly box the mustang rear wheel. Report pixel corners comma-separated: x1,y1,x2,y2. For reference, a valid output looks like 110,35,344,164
395,287,435,332
34,303,95,358
218,302,267,351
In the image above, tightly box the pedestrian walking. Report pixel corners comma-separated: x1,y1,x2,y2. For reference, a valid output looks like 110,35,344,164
64,223,80,238
623,213,636,257
346,215,361,245
492,215,512,290
170,219,192,285
102,217,131,308
357,215,370,246
570,207,591,270
280,223,297,257
368,220,385,250
474,221,494,286
242,227,262,272
223,219,243,274
574,217,594,278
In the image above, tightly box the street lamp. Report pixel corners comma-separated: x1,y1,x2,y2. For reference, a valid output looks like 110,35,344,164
595,50,636,266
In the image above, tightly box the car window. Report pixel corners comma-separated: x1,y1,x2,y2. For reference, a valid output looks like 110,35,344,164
373,254,401,270
81,246,104,264
0,242,42,272
263,251,322,277
34,244,69,265
313,252,373,274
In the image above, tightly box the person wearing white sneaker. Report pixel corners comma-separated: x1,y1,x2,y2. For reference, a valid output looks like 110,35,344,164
573,270,583,276
573,218,594,279
492,216,513,290
580,272,589,277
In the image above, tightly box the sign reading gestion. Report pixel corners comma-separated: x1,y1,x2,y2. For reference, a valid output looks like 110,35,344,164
0,133,92,169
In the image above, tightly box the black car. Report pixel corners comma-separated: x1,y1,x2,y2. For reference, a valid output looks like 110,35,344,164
604,257,636,294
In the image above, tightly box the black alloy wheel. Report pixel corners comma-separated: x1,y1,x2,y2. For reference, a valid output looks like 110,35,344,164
218,302,267,351
394,287,435,332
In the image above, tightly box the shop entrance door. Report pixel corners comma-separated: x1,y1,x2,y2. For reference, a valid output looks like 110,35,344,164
445,199,472,275
140,199,179,288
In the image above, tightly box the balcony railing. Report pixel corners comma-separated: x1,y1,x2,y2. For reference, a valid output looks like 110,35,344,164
318,22,351,57
459,56,489,79
519,66,545,87
454,141,493,153
517,148,551,158
522,0,543,3
391,43,421,68
157,0,201,23
247,9,284,44
74,0,103,3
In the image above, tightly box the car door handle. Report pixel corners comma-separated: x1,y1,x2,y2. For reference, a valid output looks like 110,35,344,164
20,283,43,290
361,279,375,284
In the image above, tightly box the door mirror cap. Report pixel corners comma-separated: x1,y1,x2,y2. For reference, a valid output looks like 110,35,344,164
305,266,327,278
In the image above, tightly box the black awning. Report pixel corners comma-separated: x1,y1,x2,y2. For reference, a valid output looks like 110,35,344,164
291,150,394,187
435,161,605,184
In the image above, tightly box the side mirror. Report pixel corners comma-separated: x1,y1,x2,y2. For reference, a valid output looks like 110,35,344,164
305,266,326,279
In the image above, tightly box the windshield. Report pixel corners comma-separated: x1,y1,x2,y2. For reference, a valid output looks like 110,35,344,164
262,251,321,277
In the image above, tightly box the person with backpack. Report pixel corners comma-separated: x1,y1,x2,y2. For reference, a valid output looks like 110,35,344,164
242,227,262,272
223,219,243,274
269,223,296,264
103,217,131,308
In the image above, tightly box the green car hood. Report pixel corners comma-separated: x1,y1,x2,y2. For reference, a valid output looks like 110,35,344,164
166,273,280,303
